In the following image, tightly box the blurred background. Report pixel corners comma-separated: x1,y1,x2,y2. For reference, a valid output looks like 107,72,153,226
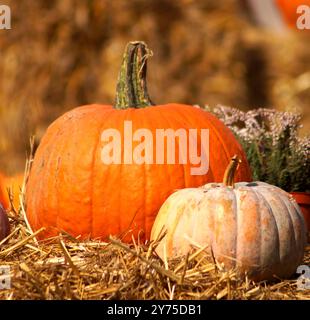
0,0,309,174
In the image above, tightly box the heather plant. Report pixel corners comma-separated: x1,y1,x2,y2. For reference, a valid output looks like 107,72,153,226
208,105,310,192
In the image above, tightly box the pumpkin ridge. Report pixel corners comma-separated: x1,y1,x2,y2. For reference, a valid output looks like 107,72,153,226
196,111,231,178
258,186,292,266
54,107,112,238
37,116,67,235
213,187,238,268
289,195,307,247
55,156,63,236
169,105,227,183
54,115,81,237
250,187,267,271
35,115,68,235
92,108,122,239
151,108,176,230
232,188,238,269
235,187,261,271
156,106,197,238
277,191,296,235
167,107,188,189
48,111,76,236
245,186,264,271
90,108,116,240
164,105,214,185
163,105,203,187
144,106,188,237
167,194,188,255
141,108,148,240
269,188,300,263
252,185,281,267
129,108,147,239
143,108,160,238
156,106,187,188
119,109,131,238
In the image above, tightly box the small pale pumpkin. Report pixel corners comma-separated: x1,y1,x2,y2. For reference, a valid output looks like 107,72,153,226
151,155,307,281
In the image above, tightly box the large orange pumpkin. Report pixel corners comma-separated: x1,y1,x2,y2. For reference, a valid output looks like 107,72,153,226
151,156,306,281
26,42,252,241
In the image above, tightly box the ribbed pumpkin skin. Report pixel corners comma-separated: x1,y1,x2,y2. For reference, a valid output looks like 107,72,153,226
151,182,306,281
26,103,252,241
0,205,9,240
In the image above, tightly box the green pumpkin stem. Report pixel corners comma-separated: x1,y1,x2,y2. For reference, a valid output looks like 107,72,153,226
115,41,154,109
223,155,242,187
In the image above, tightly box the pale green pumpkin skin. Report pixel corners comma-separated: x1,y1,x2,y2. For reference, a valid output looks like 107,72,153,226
151,182,307,281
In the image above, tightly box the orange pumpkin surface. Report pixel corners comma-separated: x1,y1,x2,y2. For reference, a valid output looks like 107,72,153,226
26,42,252,242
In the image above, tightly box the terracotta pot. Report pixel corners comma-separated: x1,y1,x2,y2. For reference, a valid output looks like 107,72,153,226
290,192,310,242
